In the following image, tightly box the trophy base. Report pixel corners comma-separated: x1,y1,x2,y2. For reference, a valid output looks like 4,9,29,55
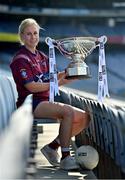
66,66,91,80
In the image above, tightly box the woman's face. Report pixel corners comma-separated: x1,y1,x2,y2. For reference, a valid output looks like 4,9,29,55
21,24,39,50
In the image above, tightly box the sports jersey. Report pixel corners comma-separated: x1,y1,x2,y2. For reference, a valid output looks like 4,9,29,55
10,46,49,108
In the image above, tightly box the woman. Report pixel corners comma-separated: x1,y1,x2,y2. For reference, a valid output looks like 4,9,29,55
10,18,90,170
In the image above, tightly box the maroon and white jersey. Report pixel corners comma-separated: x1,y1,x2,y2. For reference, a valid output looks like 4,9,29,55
10,46,49,108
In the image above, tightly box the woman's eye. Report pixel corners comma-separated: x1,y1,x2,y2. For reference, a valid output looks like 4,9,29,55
34,32,38,35
26,32,38,36
27,32,32,36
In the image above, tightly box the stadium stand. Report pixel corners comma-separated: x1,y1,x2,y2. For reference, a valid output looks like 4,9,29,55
0,1,125,179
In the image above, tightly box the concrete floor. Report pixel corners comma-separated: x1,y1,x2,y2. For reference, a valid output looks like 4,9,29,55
34,123,97,180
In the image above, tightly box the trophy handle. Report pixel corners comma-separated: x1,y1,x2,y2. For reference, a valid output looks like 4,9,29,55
97,36,107,44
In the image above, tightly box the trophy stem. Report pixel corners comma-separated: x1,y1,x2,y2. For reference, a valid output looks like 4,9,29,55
71,54,85,63
66,53,91,79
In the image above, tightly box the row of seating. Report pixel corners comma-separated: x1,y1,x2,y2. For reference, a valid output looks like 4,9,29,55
0,20,125,36
58,87,125,179
0,75,17,134
0,75,38,179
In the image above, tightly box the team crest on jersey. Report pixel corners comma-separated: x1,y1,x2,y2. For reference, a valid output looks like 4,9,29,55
20,69,27,79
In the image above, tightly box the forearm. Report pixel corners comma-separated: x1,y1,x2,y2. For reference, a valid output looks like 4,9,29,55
24,81,50,93
24,70,76,93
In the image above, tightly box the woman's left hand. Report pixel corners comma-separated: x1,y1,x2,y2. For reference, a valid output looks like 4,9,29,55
58,70,78,86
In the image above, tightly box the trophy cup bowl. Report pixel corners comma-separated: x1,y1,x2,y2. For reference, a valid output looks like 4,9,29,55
45,36,107,79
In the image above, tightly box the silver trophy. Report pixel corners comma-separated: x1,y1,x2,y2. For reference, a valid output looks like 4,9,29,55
45,36,107,79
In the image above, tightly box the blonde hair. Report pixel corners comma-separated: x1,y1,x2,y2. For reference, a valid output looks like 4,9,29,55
18,18,42,44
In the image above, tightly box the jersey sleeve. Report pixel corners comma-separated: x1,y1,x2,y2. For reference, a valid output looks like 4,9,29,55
11,58,34,85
